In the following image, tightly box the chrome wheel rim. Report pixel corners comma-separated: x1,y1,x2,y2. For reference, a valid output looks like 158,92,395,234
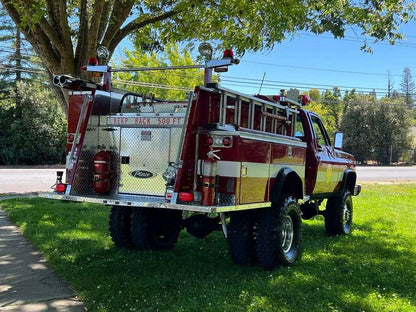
342,202,351,232
281,216,294,253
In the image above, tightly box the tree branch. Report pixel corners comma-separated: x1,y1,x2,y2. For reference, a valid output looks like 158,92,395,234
101,0,136,49
106,9,181,54
75,0,89,74
87,0,106,55
98,1,111,44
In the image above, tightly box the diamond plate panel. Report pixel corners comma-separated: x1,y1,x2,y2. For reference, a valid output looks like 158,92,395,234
119,127,181,196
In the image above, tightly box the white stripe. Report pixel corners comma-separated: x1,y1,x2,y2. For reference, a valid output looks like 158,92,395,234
200,161,305,179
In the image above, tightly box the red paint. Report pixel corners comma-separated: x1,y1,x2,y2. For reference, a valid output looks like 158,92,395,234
93,150,111,194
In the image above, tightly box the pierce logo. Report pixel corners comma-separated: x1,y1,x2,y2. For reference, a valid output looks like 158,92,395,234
130,170,154,179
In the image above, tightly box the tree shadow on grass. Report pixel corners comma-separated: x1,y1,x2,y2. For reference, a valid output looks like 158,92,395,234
2,198,416,312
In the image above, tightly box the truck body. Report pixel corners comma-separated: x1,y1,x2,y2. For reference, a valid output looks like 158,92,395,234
44,51,360,269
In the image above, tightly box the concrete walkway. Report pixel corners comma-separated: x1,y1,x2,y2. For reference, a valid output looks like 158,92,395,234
0,205,85,312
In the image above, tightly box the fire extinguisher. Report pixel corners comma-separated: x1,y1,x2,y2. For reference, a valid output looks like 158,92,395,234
93,150,111,194
201,149,220,206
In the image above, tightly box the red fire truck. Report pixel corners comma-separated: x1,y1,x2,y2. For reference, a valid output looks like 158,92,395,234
44,45,361,269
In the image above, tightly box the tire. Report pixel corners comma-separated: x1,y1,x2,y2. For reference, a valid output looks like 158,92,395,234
109,206,134,248
130,208,182,250
228,210,258,266
325,192,353,236
256,196,302,270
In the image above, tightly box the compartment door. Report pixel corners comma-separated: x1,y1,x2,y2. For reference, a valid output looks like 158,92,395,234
119,128,171,196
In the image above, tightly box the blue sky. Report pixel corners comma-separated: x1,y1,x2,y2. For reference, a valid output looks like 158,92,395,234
218,21,416,98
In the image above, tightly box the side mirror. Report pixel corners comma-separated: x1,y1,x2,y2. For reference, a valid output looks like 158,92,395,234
334,132,343,149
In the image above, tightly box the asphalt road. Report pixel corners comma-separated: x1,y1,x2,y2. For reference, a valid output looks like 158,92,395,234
0,168,65,195
355,165,416,183
0,166,415,195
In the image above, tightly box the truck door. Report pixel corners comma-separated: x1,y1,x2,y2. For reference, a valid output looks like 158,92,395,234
309,114,339,194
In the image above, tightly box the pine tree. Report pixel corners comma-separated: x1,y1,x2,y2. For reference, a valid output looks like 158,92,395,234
387,70,394,99
400,67,415,110
0,3,42,94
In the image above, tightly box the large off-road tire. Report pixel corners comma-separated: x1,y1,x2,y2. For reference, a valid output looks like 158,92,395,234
325,192,353,236
228,210,258,266
109,206,134,248
256,196,302,270
130,208,182,250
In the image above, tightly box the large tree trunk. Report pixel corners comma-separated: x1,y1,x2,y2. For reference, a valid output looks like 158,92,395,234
0,0,180,114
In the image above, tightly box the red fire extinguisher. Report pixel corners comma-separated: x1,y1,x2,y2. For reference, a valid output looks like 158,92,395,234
93,150,111,194
201,149,220,206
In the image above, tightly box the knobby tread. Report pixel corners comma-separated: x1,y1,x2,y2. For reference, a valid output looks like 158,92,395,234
325,192,353,236
109,206,133,248
130,208,152,250
228,210,258,266
130,208,182,251
256,196,302,270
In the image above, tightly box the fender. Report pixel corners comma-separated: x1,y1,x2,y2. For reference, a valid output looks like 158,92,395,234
337,169,358,196
270,167,303,204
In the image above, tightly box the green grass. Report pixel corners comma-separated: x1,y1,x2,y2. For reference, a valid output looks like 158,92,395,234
1,184,416,312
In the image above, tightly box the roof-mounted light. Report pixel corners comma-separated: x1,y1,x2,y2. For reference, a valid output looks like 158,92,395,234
300,94,311,106
96,46,110,63
223,49,234,59
88,57,98,66
198,42,213,60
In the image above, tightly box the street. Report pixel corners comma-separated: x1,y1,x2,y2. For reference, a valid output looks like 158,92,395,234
355,166,416,183
0,168,65,194
0,166,415,195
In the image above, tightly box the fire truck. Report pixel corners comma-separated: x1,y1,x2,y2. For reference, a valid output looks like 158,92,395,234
44,44,361,270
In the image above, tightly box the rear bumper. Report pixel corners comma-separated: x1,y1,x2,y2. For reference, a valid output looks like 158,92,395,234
353,184,361,196
39,192,271,213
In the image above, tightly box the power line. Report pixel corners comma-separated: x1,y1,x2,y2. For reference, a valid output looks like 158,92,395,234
240,60,403,77
0,64,45,75
219,76,390,92
298,32,416,48
114,79,193,92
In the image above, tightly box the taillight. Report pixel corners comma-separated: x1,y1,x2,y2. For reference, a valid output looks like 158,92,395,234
222,136,232,146
205,136,213,146
179,192,194,202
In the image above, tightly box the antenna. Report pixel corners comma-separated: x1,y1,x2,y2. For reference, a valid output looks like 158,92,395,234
258,72,266,94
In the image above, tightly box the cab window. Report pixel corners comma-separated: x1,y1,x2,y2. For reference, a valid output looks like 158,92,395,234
311,115,330,147
295,115,305,138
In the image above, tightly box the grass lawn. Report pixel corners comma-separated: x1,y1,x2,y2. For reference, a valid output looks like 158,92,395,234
1,183,416,312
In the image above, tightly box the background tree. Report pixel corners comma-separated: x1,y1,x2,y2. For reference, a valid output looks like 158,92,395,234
341,96,413,165
115,44,205,100
400,67,415,110
387,70,394,99
0,81,66,165
1,0,414,112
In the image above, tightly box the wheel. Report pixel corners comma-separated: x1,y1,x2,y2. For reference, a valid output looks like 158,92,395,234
228,210,258,266
256,196,302,270
109,206,133,248
130,208,182,250
325,192,353,235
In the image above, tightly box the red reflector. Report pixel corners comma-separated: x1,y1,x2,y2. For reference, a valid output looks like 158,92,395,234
179,192,194,202
55,183,67,193
222,136,232,146
205,136,213,146
223,49,234,58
